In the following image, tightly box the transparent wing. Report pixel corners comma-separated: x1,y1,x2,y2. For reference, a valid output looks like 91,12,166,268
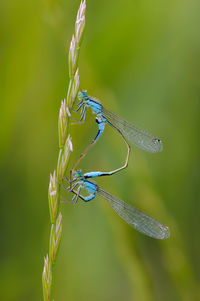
97,187,170,239
102,107,163,153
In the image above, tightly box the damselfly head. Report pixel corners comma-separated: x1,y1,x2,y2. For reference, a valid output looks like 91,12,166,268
74,170,82,178
78,90,87,100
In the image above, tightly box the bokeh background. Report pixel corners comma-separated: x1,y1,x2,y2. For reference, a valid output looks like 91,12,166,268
1,0,200,300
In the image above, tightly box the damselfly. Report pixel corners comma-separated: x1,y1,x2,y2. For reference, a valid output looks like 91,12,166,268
62,170,170,240
71,91,163,178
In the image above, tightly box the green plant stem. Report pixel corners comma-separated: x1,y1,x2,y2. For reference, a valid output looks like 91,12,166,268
42,1,86,300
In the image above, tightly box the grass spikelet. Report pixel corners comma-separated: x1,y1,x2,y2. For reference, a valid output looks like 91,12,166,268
42,2,86,300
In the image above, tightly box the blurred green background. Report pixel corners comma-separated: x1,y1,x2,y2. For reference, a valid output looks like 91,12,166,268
1,0,200,300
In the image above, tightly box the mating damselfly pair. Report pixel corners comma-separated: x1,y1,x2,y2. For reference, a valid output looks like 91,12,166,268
62,91,170,240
